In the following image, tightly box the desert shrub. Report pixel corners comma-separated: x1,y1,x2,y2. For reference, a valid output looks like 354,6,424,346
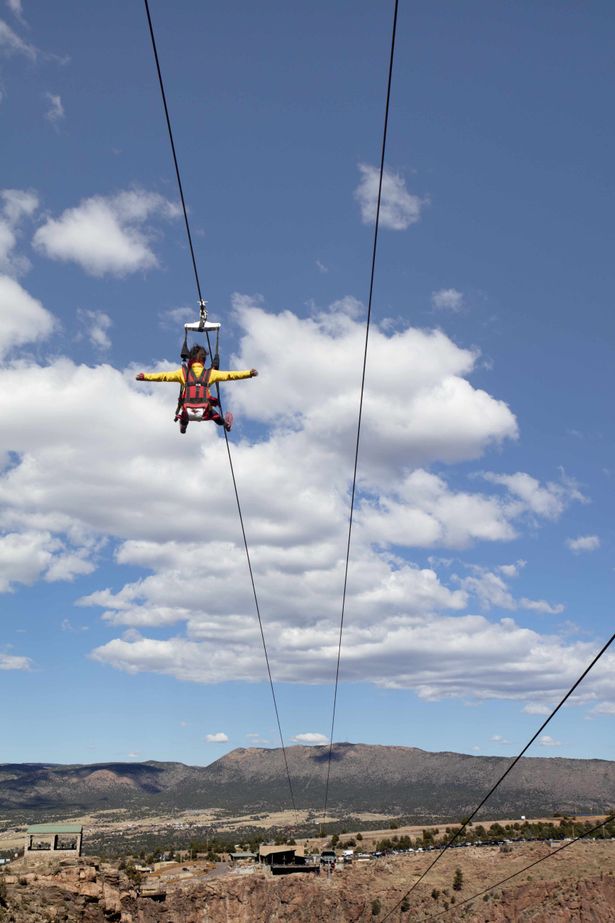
400,897,410,912
371,898,381,916
0,877,7,907
453,868,463,891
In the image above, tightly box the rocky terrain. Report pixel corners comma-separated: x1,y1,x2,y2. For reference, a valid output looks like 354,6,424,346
1,744,614,822
1,839,614,922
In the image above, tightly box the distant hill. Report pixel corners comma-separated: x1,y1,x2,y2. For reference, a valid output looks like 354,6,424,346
1,744,613,822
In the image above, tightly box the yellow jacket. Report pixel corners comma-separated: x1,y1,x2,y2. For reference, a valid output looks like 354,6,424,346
142,363,253,387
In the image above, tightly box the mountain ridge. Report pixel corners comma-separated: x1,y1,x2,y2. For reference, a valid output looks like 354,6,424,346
1,743,613,821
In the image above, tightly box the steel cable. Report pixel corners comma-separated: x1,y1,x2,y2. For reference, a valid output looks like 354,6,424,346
381,630,615,920
142,0,297,818
321,0,400,831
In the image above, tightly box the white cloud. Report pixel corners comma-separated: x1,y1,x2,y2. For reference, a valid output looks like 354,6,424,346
77,309,112,351
1,188,38,225
6,1,25,23
454,564,563,615
538,734,561,747
588,702,615,717
205,732,229,743
44,92,64,124
566,534,600,553
519,597,564,615
482,471,586,521
0,651,31,670
158,305,195,330
33,189,181,276
0,275,55,357
0,530,94,592
354,163,427,231
0,17,35,59
0,188,38,275
0,300,603,706
431,289,463,312
229,296,517,478
315,259,328,273
246,733,271,745
522,703,551,716
292,733,329,745
490,734,511,745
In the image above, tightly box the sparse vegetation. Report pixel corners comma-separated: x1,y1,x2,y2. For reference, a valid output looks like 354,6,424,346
453,867,464,891
371,897,381,916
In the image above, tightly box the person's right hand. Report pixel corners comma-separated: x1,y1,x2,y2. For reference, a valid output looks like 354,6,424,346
135,372,145,380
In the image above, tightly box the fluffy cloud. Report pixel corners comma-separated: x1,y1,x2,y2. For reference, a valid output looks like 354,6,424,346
453,564,563,614
566,534,600,553
33,189,181,276
0,17,35,59
44,92,65,124
482,471,586,521
76,309,112,351
354,163,427,230
0,530,94,591
0,275,55,357
292,733,329,745
0,651,31,670
6,1,23,17
538,734,561,747
0,187,38,274
431,289,463,312
228,296,517,479
522,703,551,716
205,732,229,743
0,300,602,705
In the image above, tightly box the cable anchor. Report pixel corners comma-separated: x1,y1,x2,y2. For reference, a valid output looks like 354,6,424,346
199,298,208,329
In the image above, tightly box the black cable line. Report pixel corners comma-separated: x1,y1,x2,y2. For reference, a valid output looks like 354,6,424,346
143,0,204,303
424,814,615,921
321,0,400,831
381,630,615,920
143,0,297,819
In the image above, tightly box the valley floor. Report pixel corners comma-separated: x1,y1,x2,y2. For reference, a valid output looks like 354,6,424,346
1,838,614,921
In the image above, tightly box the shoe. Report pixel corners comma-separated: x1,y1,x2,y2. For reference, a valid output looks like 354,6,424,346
224,412,233,432
180,421,187,434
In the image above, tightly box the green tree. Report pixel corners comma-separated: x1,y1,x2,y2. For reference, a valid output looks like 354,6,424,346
124,863,143,889
453,867,463,891
400,896,410,913
371,898,381,916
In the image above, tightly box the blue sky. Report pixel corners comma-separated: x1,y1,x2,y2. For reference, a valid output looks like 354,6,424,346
1,0,614,774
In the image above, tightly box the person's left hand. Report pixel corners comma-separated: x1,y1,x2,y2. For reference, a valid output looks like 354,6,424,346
135,372,145,380
250,369,259,377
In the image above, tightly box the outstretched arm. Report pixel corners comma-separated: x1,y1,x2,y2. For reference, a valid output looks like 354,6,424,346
210,368,258,383
135,368,185,383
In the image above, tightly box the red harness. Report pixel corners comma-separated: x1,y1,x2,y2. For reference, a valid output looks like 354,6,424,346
182,363,212,406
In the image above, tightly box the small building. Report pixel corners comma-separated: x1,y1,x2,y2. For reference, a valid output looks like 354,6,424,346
258,844,305,866
24,824,83,858
229,852,257,863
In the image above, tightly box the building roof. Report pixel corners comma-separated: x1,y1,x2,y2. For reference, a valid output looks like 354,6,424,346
259,844,304,858
27,824,83,834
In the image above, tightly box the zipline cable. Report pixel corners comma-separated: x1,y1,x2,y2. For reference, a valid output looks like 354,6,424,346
381,629,615,920
143,0,204,304
424,814,615,921
321,0,400,832
142,0,297,818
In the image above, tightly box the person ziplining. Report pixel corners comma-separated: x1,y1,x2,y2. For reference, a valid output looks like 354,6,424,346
136,314,258,434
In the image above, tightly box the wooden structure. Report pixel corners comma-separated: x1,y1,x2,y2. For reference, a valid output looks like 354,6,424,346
25,823,83,858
